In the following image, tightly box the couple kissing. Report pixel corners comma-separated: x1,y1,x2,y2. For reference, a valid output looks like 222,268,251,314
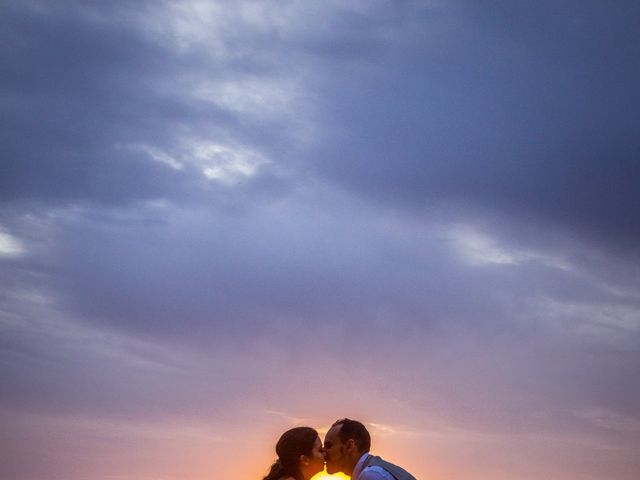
263,418,417,480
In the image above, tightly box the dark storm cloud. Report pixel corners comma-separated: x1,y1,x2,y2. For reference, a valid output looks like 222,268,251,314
2,2,170,202
307,0,640,248
3,0,639,245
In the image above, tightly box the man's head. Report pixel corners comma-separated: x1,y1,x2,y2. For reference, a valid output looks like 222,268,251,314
323,418,371,475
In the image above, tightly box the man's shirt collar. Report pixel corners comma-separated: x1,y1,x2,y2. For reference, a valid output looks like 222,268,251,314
351,452,370,480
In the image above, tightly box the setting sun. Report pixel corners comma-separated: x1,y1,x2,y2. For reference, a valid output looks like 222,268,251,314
311,471,349,480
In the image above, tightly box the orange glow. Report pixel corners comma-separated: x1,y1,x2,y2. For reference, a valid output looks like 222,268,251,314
311,471,350,480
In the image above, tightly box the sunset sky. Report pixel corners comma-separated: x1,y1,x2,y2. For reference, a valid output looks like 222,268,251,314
1,1,639,479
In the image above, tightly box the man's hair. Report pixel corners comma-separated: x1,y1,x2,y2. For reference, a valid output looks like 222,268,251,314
331,418,371,453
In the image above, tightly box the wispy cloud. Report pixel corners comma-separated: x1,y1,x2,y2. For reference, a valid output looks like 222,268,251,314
0,232,25,258
579,408,640,434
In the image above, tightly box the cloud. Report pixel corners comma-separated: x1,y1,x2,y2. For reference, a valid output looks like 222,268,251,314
3,0,640,249
579,408,640,434
448,225,530,266
2,186,634,427
0,0,309,207
306,0,640,249
0,232,25,258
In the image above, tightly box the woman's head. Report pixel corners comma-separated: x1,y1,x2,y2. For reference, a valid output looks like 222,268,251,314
263,427,324,480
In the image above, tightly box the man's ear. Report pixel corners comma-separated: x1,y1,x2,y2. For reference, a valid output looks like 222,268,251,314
345,438,356,453
300,454,310,466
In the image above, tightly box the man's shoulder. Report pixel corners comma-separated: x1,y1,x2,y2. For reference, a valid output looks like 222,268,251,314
360,465,395,480
364,454,417,480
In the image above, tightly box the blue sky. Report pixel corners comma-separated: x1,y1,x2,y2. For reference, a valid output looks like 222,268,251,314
1,1,639,479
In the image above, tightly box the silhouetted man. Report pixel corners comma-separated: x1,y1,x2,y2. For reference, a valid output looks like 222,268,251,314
324,418,417,480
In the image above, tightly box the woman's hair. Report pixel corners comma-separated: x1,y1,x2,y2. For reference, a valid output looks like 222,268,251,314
263,426,319,480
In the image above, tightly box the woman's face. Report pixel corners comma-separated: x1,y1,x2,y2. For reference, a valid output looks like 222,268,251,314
306,436,325,476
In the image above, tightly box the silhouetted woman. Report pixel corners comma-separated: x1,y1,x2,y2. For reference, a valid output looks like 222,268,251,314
263,426,325,480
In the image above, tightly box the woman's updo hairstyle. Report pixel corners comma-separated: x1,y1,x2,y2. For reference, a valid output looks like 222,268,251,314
263,426,319,480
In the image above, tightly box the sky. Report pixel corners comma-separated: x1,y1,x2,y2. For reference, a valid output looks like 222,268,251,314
1,1,639,479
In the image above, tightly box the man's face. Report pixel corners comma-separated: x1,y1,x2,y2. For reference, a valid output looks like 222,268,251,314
323,425,348,475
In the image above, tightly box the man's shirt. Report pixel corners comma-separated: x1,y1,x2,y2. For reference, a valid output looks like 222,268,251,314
352,453,396,480
360,465,396,480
